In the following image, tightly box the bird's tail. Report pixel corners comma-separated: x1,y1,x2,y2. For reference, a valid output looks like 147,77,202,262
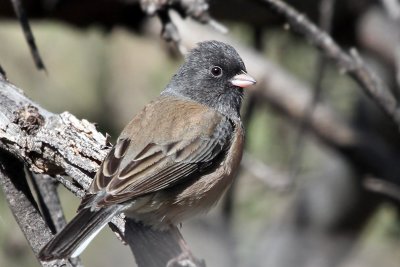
39,205,122,261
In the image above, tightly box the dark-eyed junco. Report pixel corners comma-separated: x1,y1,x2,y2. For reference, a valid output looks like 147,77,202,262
39,40,256,260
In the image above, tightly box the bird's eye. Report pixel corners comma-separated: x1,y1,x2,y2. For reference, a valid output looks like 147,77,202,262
210,66,223,77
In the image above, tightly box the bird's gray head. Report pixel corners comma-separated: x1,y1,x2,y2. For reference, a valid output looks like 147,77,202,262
163,40,256,119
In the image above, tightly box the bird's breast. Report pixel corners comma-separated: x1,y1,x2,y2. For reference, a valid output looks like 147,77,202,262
125,121,244,229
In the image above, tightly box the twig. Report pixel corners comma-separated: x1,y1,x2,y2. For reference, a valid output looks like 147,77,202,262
364,176,400,202
142,0,226,54
10,0,46,71
32,173,71,232
157,9,187,55
0,64,6,81
170,13,400,196
242,152,291,191
54,175,86,198
380,0,400,94
289,0,335,181
257,0,400,129
28,171,58,233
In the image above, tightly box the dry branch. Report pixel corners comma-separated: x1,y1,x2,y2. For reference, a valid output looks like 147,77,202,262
0,80,204,266
258,0,400,129
0,151,78,267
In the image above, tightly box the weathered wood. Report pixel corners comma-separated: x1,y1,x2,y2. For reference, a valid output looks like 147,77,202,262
0,80,204,266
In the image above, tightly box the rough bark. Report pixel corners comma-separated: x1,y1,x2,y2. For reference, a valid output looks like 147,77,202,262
0,80,204,267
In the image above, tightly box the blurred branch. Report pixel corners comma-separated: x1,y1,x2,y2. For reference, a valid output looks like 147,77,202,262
396,48,400,93
380,0,400,92
364,176,400,202
358,8,399,67
3,0,226,61
289,0,335,181
242,152,291,191
173,13,357,147
153,0,226,53
173,12,400,193
381,0,400,20
10,0,46,71
0,80,204,266
257,0,400,129
0,64,6,81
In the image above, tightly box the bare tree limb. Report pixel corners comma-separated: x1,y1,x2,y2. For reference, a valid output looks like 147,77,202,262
172,13,400,196
0,151,78,267
0,80,204,266
257,0,400,129
289,0,335,181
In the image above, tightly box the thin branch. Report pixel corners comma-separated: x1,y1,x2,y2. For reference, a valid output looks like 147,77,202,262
10,0,46,71
242,152,291,191
257,0,400,129
0,151,77,267
172,13,400,191
141,0,226,54
54,175,86,198
364,176,400,202
28,171,58,233
30,173,85,267
172,12,358,147
380,0,400,94
289,0,335,181
0,64,6,81
31,173,71,232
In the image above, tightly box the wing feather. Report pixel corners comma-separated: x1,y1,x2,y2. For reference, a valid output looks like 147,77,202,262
89,97,234,207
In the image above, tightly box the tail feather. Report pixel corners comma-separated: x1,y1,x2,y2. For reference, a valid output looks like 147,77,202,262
39,205,122,261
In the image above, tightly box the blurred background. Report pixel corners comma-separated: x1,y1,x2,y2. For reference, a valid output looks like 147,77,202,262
0,0,400,266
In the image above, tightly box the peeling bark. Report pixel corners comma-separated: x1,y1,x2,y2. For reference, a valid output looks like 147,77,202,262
0,81,204,267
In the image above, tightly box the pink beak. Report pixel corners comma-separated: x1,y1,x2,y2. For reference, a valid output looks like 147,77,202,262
230,71,256,88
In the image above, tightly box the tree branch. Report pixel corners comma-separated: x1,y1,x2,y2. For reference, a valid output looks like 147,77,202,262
171,13,400,199
289,0,335,181
257,0,400,129
0,80,204,266
0,151,78,267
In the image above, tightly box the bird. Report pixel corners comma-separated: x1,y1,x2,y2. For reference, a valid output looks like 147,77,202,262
39,40,256,260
